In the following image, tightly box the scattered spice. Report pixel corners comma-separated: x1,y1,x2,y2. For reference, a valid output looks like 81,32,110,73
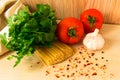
85,74,89,76
46,70,50,76
44,46,113,80
71,73,75,77
92,72,97,76
59,67,64,71
36,61,40,64
95,63,98,66
66,67,69,70
106,59,109,62
101,51,104,54
86,60,89,62
67,75,70,78
55,74,60,78
67,64,70,67
52,65,56,68
95,58,98,61
62,74,65,77
101,57,104,59
79,51,82,54
91,53,95,56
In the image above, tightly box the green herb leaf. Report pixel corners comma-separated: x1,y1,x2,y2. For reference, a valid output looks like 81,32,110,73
0,33,7,45
5,4,57,67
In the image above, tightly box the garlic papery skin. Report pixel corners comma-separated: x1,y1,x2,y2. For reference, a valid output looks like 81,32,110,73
83,29,105,50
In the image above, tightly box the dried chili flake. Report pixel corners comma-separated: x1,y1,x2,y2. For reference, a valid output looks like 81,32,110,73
75,65,78,68
62,74,65,77
101,57,104,59
71,73,75,77
78,61,81,63
106,60,109,62
88,55,91,58
95,58,98,61
52,65,56,68
36,61,40,64
95,63,98,66
91,53,95,56
46,70,50,76
101,51,104,54
55,74,60,78
46,70,50,74
86,60,89,63
66,68,69,70
84,64,87,67
67,75,70,78
87,62,93,66
92,72,97,76
59,67,64,71
67,64,70,67
79,51,82,54
85,73,89,76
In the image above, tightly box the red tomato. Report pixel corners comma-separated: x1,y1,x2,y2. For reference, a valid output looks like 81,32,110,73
56,17,84,44
80,9,103,33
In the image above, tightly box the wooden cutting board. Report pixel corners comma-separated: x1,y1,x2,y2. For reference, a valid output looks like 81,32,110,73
0,24,120,80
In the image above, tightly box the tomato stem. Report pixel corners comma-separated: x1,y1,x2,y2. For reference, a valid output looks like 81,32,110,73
88,15,96,28
68,28,76,37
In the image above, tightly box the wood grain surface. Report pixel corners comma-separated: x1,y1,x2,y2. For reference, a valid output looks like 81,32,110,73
0,24,120,80
20,0,120,24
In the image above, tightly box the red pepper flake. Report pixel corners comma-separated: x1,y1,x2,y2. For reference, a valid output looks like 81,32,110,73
46,70,50,76
75,64,78,68
91,67,95,70
78,61,81,63
95,63,98,66
106,60,109,62
87,62,93,66
101,57,104,59
71,73,75,77
59,67,64,71
110,73,115,78
84,62,93,67
91,53,95,56
92,72,97,76
86,60,89,63
83,58,85,60
79,51,82,54
69,59,72,63
101,51,104,54
67,75,70,78
67,64,70,67
95,58,98,61
84,64,87,67
74,57,78,61
62,74,65,77
36,61,40,64
55,74,60,78
66,68,69,70
85,73,89,76
81,73,84,76
100,65,107,70
52,65,56,68
88,55,91,58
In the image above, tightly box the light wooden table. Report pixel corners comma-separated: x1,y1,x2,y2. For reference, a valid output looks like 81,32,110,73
0,24,120,80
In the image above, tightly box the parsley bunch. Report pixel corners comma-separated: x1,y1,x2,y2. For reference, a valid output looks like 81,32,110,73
5,4,57,67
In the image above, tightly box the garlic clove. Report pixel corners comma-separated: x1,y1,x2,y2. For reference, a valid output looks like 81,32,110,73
83,29,105,50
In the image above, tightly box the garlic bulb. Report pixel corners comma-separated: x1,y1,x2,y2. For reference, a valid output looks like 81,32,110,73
83,29,105,50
